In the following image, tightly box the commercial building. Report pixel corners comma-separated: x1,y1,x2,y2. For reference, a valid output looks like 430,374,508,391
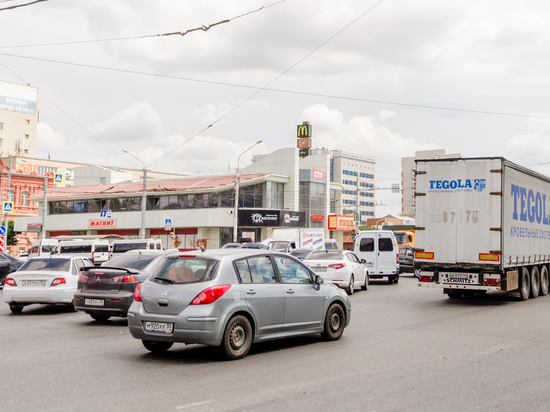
401,149,461,216
0,80,39,158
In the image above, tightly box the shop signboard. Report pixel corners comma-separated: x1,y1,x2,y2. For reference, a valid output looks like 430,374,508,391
238,210,280,227
88,219,117,228
328,214,355,230
280,211,305,227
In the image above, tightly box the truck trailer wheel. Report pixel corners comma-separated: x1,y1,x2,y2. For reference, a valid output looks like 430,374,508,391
540,265,549,296
530,266,540,298
519,267,530,301
447,291,463,299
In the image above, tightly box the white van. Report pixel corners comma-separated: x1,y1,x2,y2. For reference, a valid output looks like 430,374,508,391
110,239,163,259
53,239,110,265
354,230,400,284
29,239,59,258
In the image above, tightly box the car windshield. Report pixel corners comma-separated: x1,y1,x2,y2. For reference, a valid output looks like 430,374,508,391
42,245,56,253
103,254,160,270
19,258,71,272
221,244,241,249
395,233,407,244
151,257,217,284
305,251,344,260
267,241,289,251
242,243,264,249
112,242,148,253
290,250,312,258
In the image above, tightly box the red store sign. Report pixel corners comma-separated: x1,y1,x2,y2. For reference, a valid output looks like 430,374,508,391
313,170,324,180
311,214,325,222
88,219,117,228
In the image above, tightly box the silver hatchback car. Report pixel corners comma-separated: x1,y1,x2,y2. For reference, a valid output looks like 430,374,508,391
128,249,352,360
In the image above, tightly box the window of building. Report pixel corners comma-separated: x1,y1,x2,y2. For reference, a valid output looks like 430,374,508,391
25,119,30,124
8,190,14,202
24,149,28,154
21,191,29,206
0,122,3,131
25,134,29,139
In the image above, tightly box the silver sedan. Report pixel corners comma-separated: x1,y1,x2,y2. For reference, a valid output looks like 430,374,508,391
128,249,352,360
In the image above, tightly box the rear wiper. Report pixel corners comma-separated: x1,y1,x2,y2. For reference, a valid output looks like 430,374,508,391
153,276,174,284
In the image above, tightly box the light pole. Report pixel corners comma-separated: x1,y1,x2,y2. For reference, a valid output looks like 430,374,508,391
233,140,263,243
123,150,147,239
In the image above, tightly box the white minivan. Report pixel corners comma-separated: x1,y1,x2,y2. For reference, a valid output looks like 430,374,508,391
29,239,59,258
53,239,111,266
110,239,163,259
354,230,400,284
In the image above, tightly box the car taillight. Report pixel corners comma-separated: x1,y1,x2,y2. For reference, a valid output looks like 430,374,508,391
92,251,95,260
329,263,346,270
134,283,143,302
51,278,66,287
5,278,16,286
78,274,88,282
114,275,138,283
419,276,433,282
191,285,231,305
396,253,399,264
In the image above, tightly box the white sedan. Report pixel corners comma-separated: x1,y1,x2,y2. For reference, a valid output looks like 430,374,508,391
304,250,368,295
3,256,94,313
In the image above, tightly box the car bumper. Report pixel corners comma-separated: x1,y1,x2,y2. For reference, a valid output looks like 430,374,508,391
74,290,134,316
3,285,75,304
127,301,229,347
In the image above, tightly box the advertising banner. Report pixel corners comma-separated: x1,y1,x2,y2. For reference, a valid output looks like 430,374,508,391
0,81,37,114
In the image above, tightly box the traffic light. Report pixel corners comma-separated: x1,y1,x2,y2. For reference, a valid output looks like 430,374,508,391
351,229,357,241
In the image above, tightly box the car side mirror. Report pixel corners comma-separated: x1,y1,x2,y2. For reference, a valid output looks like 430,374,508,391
361,259,366,264
316,275,323,285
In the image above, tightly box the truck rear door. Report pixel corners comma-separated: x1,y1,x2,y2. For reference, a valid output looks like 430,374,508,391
415,158,502,266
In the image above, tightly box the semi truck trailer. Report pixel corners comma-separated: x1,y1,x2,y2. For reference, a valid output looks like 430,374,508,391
416,157,550,300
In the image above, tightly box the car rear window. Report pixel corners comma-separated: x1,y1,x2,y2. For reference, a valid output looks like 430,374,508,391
290,250,312,259
19,258,71,272
104,254,160,270
151,257,218,284
306,251,344,260
267,241,289,251
112,243,148,253
60,245,92,254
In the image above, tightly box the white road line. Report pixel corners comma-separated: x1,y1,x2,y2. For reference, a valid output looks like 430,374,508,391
175,400,215,410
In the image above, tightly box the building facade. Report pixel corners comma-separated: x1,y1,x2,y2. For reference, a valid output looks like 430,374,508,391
0,80,39,158
401,149,461,216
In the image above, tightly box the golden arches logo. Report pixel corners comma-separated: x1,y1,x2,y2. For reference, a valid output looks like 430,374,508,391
297,124,311,137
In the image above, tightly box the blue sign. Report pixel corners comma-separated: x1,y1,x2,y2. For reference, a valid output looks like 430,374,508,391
165,219,172,227
0,226,5,235
2,201,13,214
54,173,64,184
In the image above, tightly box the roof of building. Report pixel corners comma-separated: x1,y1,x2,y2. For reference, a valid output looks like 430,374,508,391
30,173,272,200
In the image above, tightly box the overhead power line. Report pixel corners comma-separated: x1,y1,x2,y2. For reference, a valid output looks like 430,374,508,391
0,0,286,48
2,51,549,122
0,0,47,12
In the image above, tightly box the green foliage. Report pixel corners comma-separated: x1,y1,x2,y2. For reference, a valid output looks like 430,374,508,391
7,220,20,246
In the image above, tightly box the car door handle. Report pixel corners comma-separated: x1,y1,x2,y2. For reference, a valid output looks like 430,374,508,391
286,289,295,294
246,290,256,295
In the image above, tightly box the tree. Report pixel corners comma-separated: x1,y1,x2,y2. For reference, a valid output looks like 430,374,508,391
7,221,20,246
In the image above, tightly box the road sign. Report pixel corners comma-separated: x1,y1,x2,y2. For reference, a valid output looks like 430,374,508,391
0,237,4,253
165,219,172,232
54,173,64,184
2,201,13,214
0,226,5,235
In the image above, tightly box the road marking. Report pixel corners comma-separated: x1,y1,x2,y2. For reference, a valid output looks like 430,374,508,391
175,400,215,409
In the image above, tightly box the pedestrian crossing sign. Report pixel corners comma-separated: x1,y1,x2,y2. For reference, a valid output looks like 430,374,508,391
54,173,64,184
3,201,13,214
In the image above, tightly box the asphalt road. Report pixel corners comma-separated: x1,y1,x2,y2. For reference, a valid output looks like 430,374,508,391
2,276,550,412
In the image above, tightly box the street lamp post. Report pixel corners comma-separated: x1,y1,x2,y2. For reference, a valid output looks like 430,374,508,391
123,150,147,239
233,140,263,243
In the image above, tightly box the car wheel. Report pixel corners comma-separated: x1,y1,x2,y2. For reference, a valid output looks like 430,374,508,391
90,313,111,322
414,268,420,278
219,315,253,360
361,273,368,290
519,267,530,301
388,276,394,284
540,265,549,296
9,303,23,313
321,303,346,341
448,292,463,299
142,340,173,353
347,275,354,295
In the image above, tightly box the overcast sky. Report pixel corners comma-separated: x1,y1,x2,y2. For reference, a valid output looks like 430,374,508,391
1,0,550,217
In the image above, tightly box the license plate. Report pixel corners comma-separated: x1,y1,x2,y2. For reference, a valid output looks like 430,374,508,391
85,299,105,306
21,280,46,287
312,267,327,272
144,321,174,334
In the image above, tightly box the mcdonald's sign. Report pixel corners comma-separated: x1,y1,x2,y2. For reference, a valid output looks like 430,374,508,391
297,124,311,137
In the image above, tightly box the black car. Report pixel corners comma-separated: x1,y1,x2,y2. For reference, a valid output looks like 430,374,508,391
0,252,24,288
74,250,169,321
398,245,418,277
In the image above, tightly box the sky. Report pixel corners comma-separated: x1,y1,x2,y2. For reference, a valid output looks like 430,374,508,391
1,0,550,218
